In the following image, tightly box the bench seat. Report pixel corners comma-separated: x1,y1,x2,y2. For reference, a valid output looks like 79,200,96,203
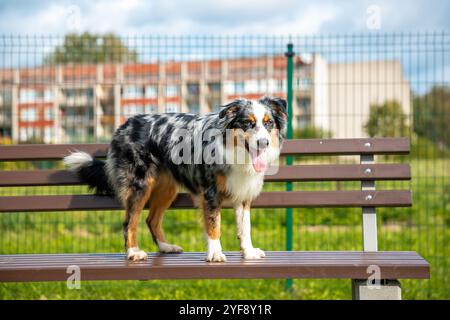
0,251,430,282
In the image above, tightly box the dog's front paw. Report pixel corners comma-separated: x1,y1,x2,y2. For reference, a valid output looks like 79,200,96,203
206,250,227,262
127,247,148,261
243,247,266,259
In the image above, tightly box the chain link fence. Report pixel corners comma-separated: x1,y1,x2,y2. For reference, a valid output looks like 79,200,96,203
0,33,448,299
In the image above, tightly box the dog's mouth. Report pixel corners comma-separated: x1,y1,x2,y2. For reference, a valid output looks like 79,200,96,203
244,141,268,173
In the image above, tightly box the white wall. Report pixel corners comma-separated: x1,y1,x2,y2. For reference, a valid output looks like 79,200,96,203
324,59,411,138
312,53,330,132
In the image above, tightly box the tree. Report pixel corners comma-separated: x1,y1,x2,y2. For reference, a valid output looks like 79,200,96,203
364,101,408,137
413,86,450,148
45,32,138,64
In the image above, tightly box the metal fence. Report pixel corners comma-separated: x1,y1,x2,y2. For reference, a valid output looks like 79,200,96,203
0,33,448,299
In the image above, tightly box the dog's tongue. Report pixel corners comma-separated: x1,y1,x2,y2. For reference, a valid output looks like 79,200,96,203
251,150,267,173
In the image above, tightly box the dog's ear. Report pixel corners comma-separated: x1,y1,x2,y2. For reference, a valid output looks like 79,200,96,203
260,96,287,130
219,99,245,119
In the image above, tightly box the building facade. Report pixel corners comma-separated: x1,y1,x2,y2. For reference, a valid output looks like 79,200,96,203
0,54,411,143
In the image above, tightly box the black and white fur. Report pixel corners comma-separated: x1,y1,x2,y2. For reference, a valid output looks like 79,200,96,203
64,97,287,262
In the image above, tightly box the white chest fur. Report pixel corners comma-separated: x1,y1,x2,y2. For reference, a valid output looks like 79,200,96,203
225,165,265,204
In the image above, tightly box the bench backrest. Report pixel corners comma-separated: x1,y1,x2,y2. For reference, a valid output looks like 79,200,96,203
0,138,411,252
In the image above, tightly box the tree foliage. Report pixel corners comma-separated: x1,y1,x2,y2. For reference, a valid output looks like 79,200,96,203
45,32,138,64
364,101,408,137
413,86,450,148
293,126,332,139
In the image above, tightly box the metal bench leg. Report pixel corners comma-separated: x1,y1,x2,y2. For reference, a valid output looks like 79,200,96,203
352,279,402,300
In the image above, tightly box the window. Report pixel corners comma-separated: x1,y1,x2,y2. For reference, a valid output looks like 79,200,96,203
44,89,53,102
277,80,285,92
244,80,258,94
208,83,221,93
166,103,179,113
187,83,200,95
20,108,37,121
144,105,155,114
166,85,179,98
122,104,145,116
297,78,312,90
85,88,94,98
19,89,36,103
1,90,12,104
297,116,309,129
20,128,27,141
187,103,199,114
44,108,54,121
234,82,245,95
145,86,158,98
122,86,143,99
212,104,221,113
297,97,311,114
224,82,234,95
44,127,53,143
266,79,277,94
23,126,37,141
258,80,268,93
64,89,75,98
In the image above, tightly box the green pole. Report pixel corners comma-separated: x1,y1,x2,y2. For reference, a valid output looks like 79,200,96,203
285,43,294,291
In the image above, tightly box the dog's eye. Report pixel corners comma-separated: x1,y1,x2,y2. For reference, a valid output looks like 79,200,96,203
264,119,274,127
243,120,255,128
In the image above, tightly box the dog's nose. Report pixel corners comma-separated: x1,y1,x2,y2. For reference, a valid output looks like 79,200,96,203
257,138,269,150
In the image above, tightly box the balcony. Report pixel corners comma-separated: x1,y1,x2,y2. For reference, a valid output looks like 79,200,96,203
62,95,94,107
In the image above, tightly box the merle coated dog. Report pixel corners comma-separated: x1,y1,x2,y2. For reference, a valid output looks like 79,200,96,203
64,97,287,262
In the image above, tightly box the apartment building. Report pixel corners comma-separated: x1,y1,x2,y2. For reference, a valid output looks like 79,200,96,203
0,54,411,143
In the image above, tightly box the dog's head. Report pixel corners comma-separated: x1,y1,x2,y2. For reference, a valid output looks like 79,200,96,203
219,97,287,173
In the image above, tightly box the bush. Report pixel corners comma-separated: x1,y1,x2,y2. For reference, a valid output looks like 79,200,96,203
411,134,450,159
364,101,409,137
293,126,332,139
413,86,450,148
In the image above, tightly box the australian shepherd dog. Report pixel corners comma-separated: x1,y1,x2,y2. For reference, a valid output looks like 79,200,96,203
64,97,287,262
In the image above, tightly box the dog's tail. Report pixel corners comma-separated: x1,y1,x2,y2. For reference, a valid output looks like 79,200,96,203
63,151,114,196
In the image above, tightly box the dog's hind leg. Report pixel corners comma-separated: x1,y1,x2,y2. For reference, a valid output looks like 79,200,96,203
146,172,183,253
122,177,155,261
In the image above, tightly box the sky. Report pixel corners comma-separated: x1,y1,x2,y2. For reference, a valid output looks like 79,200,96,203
0,0,448,94
0,0,449,35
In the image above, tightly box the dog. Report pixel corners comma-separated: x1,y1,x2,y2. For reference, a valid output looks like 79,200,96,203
64,96,287,262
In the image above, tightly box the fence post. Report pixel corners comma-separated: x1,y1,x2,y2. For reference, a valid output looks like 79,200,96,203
285,42,295,291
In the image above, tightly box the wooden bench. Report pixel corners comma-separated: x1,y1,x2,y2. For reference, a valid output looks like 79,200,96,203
0,138,430,299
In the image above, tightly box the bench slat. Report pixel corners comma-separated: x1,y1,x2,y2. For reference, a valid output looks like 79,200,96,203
0,251,430,282
0,164,411,186
0,138,410,161
0,190,412,212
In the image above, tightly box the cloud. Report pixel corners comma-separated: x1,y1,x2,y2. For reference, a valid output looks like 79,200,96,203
0,0,448,35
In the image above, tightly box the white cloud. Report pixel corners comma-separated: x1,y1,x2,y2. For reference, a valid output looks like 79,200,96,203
0,0,447,35
0,0,337,35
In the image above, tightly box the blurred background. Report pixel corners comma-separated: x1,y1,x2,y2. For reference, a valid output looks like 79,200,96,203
0,0,448,299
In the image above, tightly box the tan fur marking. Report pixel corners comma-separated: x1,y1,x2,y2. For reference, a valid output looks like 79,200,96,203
202,191,222,241
216,174,228,195
204,208,221,240
243,200,251,211
146,171,178,243
270,128,280,149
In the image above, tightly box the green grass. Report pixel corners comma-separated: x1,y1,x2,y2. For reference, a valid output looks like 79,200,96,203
0,158,449,300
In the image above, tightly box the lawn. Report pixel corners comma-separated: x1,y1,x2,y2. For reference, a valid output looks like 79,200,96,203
0,158,448,299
